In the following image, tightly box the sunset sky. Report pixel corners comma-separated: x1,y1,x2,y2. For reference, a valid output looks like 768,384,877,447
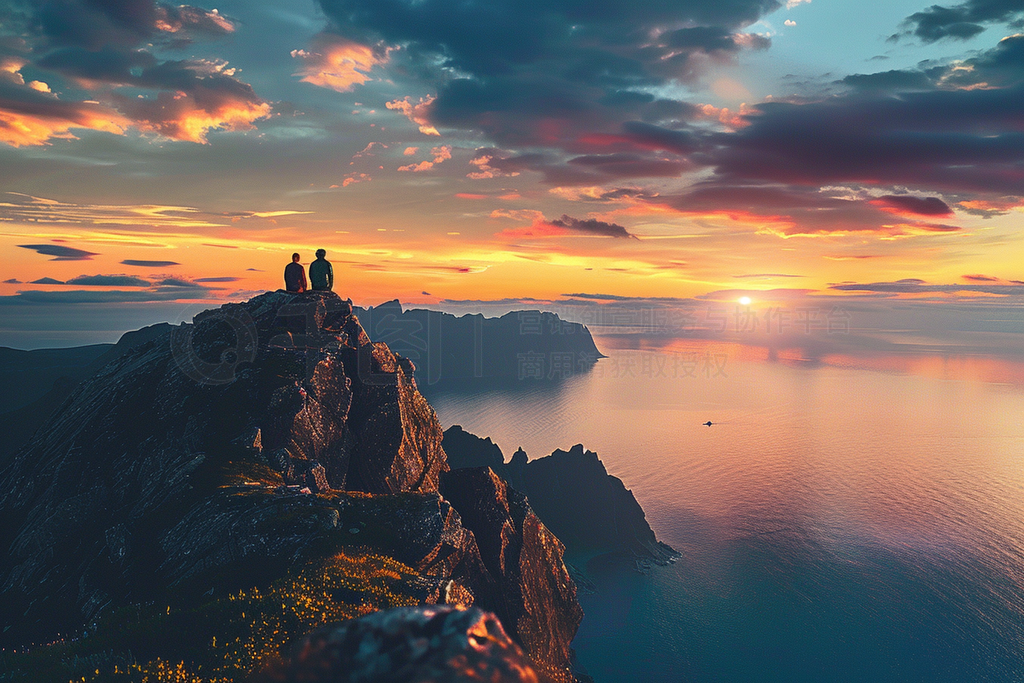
1,0,1022,349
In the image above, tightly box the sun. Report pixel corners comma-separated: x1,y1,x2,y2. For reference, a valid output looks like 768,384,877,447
738,296,752,306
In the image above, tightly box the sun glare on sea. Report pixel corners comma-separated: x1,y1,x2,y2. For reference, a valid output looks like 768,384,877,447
738,296,752,306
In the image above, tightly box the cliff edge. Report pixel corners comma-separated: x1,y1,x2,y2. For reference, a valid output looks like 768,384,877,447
0,291,581,682
443,425,679,566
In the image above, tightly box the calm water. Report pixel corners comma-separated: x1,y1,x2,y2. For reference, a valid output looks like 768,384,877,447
421,339,1024,682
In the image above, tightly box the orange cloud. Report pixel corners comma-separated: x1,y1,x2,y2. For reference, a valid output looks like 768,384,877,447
385,96,439,136
0,60,130,146
113,87,270,143
398,145,451,172
154,6,234,34
0,105,129,147
695,102,756,129
467,154,520,179
957,198,1024,217
342,173,371,187
0,57,131,147
292,36,385,92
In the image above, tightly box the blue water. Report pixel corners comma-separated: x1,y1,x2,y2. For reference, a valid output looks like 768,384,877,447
421,340,1024,682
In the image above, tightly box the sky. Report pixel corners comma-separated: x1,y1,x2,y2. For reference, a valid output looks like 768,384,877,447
0,0,1022,350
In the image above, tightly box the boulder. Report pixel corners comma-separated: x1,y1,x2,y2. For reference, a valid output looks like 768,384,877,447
255,605,547,683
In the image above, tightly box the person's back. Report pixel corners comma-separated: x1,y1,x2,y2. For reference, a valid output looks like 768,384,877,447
309,248,333,291
284,253,307,292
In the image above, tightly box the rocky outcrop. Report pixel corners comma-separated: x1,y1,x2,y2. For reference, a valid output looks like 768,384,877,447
0,292,581,678
256,605,549,683
440,468,583,670
443,426,678,565
355,300,604,384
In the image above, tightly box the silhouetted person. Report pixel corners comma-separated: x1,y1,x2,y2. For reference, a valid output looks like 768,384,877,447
284,252,307,293
309,248,333,291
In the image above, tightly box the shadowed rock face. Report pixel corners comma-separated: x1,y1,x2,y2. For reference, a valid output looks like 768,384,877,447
256,605,548,683
0,291,449,645
443,426,679,565
440,468,583,670
0,292,584,678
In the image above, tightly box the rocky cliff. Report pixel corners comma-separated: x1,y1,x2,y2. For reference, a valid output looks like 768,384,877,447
355,300,604,384
0,291,581,682
443,426,679,565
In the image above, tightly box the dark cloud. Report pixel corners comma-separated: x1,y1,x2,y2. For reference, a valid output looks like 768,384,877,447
35,46,156,84
707,83,1024,194
330,0,781,151
874,195,953,216
443,33,1024,197
1,1,266,145
618,121,702,154
561,292,689,302
319,0,779,77
0,289,211,305
30,277,64,284
155,277,203,287
829,278,1024,295
963,274,999,282
841,69,934,92
567,153,693,179
941,33,1024,88
549,214,637,239
32,50,271,142
3,278,22,284
121,259,181,267
194,276,240,282
900,0,1024,42
30,0,233,50
65,274,151,287
17,244,98,261
842,35,1024,93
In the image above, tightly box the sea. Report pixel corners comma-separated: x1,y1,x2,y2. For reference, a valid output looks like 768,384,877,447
420,337,1024,683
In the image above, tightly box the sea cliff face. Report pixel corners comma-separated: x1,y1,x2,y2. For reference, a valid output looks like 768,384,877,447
0,291,581,681
443,425,679,566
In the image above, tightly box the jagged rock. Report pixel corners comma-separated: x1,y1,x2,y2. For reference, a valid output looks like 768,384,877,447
254,605,548,683
443,426,679,564
0,293,586,681
0,291,448,645
440,468,582,672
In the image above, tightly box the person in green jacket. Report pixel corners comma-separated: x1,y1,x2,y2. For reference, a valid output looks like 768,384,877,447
309,248,334,291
